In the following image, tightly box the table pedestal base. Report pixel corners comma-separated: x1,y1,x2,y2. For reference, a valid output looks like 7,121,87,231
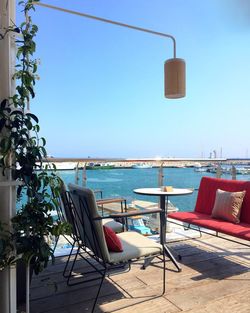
142,243,182,272
134,187,193,274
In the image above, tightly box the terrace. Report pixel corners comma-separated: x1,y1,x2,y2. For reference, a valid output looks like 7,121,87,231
29,232,250,313
1,1,250,313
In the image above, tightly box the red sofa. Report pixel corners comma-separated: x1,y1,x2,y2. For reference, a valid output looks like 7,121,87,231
168,177,250,242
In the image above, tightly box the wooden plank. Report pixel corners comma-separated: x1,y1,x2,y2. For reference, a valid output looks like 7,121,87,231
186,234,249,253
100,295,180,313
30,280,122,312
37,293,180,313
165,271,250,311
29,235,250,313
32,254,94,278
138,260,249,294
31,274,146,301
174,235,250,267
182,289,250,313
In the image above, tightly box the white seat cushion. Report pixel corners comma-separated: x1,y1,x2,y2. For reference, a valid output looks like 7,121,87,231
108,231,162,264
102,218,123,233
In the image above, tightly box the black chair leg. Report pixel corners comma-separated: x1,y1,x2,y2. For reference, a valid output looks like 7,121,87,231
198,226,202,238
184,223,190,231
67,246,80,285
63,240,76,278
91,269,107,313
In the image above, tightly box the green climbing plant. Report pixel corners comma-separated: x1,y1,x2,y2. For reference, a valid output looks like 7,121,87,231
0,0,70,274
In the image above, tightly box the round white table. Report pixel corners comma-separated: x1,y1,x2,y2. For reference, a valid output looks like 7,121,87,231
133,187,193,272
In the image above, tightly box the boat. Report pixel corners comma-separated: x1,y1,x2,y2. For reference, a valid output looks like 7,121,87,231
132,163,152,169
127,215,152,235
131,199,178,233
41,162,76,170
86,162,115,170
194,167,207,172
193,163,207,172
146,201,178,233
235,167,250,175
206,165,250,175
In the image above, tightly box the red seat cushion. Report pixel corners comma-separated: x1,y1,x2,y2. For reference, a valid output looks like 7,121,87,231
195,177,250,224
103,225,123,252
168,211,250,241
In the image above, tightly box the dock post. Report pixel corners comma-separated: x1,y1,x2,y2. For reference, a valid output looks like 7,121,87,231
231,165,237,180
158,162,164,207
216,164,222,178
82,163,87,187
75,162,79,185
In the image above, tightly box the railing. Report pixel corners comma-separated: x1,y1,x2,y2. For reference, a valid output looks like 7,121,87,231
41,157,249,187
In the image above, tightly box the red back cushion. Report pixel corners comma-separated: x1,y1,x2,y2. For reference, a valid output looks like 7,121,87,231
195,177,250,224
103,225,123,252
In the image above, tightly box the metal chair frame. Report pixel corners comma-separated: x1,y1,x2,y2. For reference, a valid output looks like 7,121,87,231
52,180,127,274
67,189,166,313
169,219,250,247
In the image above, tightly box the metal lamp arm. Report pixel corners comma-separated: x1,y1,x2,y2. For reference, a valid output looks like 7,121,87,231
34,2,186,99
34,2,176,58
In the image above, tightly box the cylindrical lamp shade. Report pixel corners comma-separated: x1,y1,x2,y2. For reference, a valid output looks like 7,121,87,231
164,58,186,99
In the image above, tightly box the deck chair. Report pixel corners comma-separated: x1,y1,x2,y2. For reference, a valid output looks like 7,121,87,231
68,183,166,313
56,179,125,232
53,179,125,277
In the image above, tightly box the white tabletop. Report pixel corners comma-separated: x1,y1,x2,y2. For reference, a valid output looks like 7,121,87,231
133,187,193,196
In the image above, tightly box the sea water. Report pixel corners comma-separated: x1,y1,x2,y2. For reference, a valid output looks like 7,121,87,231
57,167,250,212
45,167,250,254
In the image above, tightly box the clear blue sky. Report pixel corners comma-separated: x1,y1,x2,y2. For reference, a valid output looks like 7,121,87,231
17,0,250,158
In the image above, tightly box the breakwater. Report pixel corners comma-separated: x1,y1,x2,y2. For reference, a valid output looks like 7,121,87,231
42,157,250,170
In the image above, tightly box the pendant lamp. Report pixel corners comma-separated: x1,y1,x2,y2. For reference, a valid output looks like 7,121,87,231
165,58,186,99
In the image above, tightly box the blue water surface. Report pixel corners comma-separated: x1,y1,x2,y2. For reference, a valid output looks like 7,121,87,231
57,167,250,212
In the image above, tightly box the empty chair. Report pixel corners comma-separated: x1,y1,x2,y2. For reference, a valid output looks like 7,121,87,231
53,179,125,277
68,183,165,313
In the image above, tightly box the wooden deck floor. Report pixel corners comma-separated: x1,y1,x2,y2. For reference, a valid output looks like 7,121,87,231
29,235,250,313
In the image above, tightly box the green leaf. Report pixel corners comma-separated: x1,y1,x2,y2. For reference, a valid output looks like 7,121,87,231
33,124,40,132
33,63,37,73
40,146,47,157
27,86,35,98
25,119,33,130
10,110,23,116
26,112,38,123
41,137,46,146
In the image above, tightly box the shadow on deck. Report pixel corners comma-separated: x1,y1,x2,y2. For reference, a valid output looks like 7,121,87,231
28,235,250,313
